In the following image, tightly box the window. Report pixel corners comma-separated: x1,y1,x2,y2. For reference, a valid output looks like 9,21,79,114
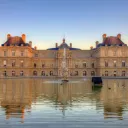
113,51,116,56
49,71,53,76
3,71,7,76
21,51,24,56
33,71,37,76
114,71,116,76
105,61,108,67
75,64,78,68
75,71,78,76
83,71,87,76
122,71,125,76
12,51,15,56
34,63,36,68
4,51,7,56
20,60,24,67
105,71,108,76
3,60,7,67
92,63,94,68
20,71,24,76
42,64,45,68
114,60,116,67
41,71,45,76
91,71,95,76
122,61,125,67
12,71,15,76
12,60,16,67
83,62,86,68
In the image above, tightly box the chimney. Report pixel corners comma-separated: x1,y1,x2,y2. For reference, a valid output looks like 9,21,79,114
70,43,72,48
102,34,107,42
29,41,32,47
7,34,11,40
117,34,121,40
95,41,99,47
22,34,26,43
34,46,37,50
56,43,58,48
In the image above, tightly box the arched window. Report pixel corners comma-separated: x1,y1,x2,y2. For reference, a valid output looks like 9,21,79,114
33,71,37,76
83,71,87,76
41,71,45,76
50,71,53,76
114,71,116,76
91,71,95,76
122,61,125,67
105,71,108,76
3,71,7,76
75,71,78,76
122,71,125,76
12,71,15,76
34,63,36,68
20,71,24,76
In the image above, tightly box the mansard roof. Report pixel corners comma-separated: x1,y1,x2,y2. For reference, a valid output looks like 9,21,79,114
97,36,127,48
1,36,30,47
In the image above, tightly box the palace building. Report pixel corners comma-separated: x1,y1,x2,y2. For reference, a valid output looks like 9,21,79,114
0,33,128,77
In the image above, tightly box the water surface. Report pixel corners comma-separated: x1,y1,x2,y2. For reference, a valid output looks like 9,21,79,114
0,78,128,128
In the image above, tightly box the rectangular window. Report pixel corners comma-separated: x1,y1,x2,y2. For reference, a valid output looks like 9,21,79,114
12,51,15,56
21,51,24,56
12,60,16,67
3,60,7,67
20,60,24,67
4,51,7,56
83,63,86,68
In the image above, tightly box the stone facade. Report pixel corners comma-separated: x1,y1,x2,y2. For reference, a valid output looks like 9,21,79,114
0,34,128,77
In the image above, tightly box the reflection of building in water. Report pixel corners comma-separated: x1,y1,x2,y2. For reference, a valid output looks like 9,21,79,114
100,79,128,120
0,79,32,121
31,79,92,116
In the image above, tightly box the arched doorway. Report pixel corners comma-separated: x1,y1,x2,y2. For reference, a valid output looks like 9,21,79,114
41,71,45,76
50,71,53,76
12,71,15,76
83,71,87,76
91,71,95,76
33,71,37,76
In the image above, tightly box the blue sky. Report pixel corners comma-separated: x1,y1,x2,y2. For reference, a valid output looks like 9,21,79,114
0,0,128,49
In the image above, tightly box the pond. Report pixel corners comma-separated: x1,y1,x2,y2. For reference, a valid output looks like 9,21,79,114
0,78,128,128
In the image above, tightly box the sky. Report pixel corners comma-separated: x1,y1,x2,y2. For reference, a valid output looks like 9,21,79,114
0,0,128,49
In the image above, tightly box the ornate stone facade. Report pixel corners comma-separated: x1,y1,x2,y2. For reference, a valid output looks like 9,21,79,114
0,34,128,77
